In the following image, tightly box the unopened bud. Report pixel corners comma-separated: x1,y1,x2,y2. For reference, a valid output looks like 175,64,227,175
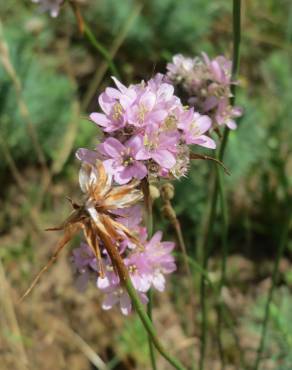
161,183,175,200
149,185,160,200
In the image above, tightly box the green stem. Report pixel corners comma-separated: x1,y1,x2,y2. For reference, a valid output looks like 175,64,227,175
199,2,241,369
199,175,218,370
142,179,157,370
216,1,241,367
83,24,120,78
101,229,186,370
147,290,157,370
124,278,187,370
216,164,229,369
253,209,291,370
68,1,119,78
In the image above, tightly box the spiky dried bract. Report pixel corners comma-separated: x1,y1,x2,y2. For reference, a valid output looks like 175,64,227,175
20,160,143,301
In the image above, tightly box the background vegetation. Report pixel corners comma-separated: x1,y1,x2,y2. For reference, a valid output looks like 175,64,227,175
0,0,291,369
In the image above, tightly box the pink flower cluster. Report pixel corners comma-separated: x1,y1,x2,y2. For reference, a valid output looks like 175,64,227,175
166,53,242,130
72,205,176,315
31,0,63,17
77,74,216,184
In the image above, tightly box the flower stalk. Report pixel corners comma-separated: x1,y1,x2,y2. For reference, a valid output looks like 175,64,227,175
142,178,157,370
101,227,186,370
199,1,241,369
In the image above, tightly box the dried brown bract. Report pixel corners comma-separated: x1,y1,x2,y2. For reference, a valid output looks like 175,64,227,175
20,160,143,301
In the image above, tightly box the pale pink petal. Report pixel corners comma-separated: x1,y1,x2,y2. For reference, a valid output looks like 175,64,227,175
140,92,156,111
102,293,119,310
111,76,128,93
114,169,132,185
97,276,111,290
196,115,212,133
75,148,98,165
90,112,111,127
152,150,176,169
98,93,112,115
193,135,216,149
120,293,132,315
148,110,168,122
105,87,121,100
126,135,143,154
152,273,165,292
103,138,125,158
226,119,237,130
149,231,163,246
135,148,152,161
130,162,148,179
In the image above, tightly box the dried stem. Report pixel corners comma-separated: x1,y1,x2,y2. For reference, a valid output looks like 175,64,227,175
160,183,197,335
0,258,29,370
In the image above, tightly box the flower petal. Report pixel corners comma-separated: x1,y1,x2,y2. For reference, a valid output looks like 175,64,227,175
103,138,125,158
152,150,176,169
90,112,111,127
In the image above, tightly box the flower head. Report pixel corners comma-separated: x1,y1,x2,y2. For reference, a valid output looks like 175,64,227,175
84,74,216,183
166,53,243,130
98,136,147,184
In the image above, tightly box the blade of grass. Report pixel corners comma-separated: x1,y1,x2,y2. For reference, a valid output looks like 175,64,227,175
253,207,292,370
81,2,143,110
69,1,120,79
0,258,29,370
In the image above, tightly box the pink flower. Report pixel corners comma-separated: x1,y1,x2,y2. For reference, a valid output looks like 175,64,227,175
215,99,243,130
81,73,215,183
90,77,136,132
144,231,176,291
101,286,148,316
71,242,98,291
98,136,147,184
167,53,243,130
72,242,98,273
166,54,195,83
202,52,232,86
127,90,168,128
135,127,179,169
75,148,99,165
178,108,216,148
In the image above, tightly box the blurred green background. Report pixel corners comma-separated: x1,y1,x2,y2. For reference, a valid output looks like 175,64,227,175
0,1,291,369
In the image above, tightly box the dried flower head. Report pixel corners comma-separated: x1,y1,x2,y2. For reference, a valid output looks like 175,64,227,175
20,160,143,300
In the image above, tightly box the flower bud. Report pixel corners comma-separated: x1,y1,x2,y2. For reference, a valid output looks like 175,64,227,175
161,183,175,201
